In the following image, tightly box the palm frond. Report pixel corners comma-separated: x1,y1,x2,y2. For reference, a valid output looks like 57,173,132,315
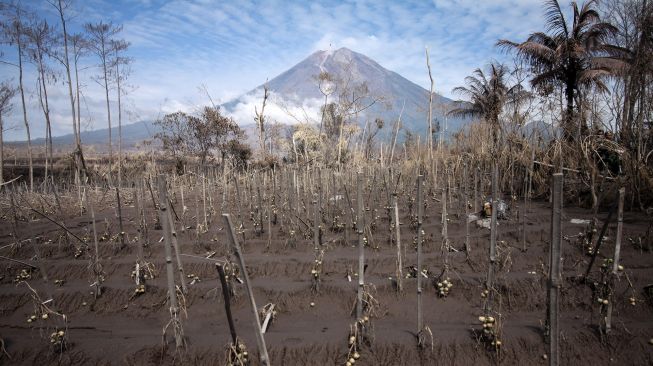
496,39,519,53
515,41,556,66
451,86,476,100
447,102,481,119
530,68,561,89
590,57,629,74
544,0,569,38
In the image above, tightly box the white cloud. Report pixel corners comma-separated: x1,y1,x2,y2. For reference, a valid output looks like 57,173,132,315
224,88,323,127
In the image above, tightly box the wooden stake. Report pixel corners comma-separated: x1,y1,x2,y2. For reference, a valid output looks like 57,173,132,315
313,193,320,251
86,189,102,298
222,214,270,365
157,175,182,348
134,185,144,261
474,166,479,213
463,163,470,254
486,160,498,313
416,175,424,332
216,263,238,344
115,187,125,250
442,187,449,269
548,173,563,366
393,192,403,292
606,187,625,332
267,175,272,249
167,207,188,294
202,174,208,229
257,174,264,236
356,173,365,319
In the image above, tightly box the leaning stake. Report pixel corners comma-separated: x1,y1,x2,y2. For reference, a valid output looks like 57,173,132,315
216,263,238,344
222,214,270,365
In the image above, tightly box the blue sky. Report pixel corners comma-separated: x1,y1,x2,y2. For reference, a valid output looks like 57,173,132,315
1,0,550,140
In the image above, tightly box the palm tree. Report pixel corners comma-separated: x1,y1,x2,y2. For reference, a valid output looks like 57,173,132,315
497,0,621,141
448,62,524,149
448,62,525,316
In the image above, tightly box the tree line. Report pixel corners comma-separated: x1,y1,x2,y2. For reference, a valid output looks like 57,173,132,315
447,0,652,210
0,0,130,189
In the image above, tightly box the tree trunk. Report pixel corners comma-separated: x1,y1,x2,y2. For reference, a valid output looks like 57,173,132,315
116,60,122,187
17,34,33,192
56,0,83,170
564,81,575,142
37,58,53,188
74,50,82,148
425,47,434,163
102,44,112,185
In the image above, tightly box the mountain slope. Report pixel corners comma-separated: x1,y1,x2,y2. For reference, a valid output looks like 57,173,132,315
223,47,465,138
9,120,160,148
12,48,469,147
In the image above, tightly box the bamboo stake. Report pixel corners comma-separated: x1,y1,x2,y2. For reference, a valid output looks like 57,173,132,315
393,192,403,292
463,163,470,254
416,175,424,332
222,214,269,366
486,161,498,313
356,173,364,320
548,173,563,366
157,175,182,349
115,187,125,250
442,187,449,269
584,206,616,279
221,168,228,213
267,176,272,249
606,187,625,332
86,188,102,298
216,263,238,344
257,174,264,236
140,181,151,248
180,184,186,232
9,190,20,249
202,174,208,228
134,184,143,261
167,207,188,294
313,193,320,250
474,166,479,213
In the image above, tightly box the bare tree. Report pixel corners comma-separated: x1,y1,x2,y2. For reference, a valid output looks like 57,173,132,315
154,107,246,173
24,19,57,185
69,32,87,147
110,39,130,186
154,111,197,173
317,71,336,137
1,4,33,191
0,81,17,186
254,83,269,155
602,0,653,209
85,21,123,185
49,0,87,179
